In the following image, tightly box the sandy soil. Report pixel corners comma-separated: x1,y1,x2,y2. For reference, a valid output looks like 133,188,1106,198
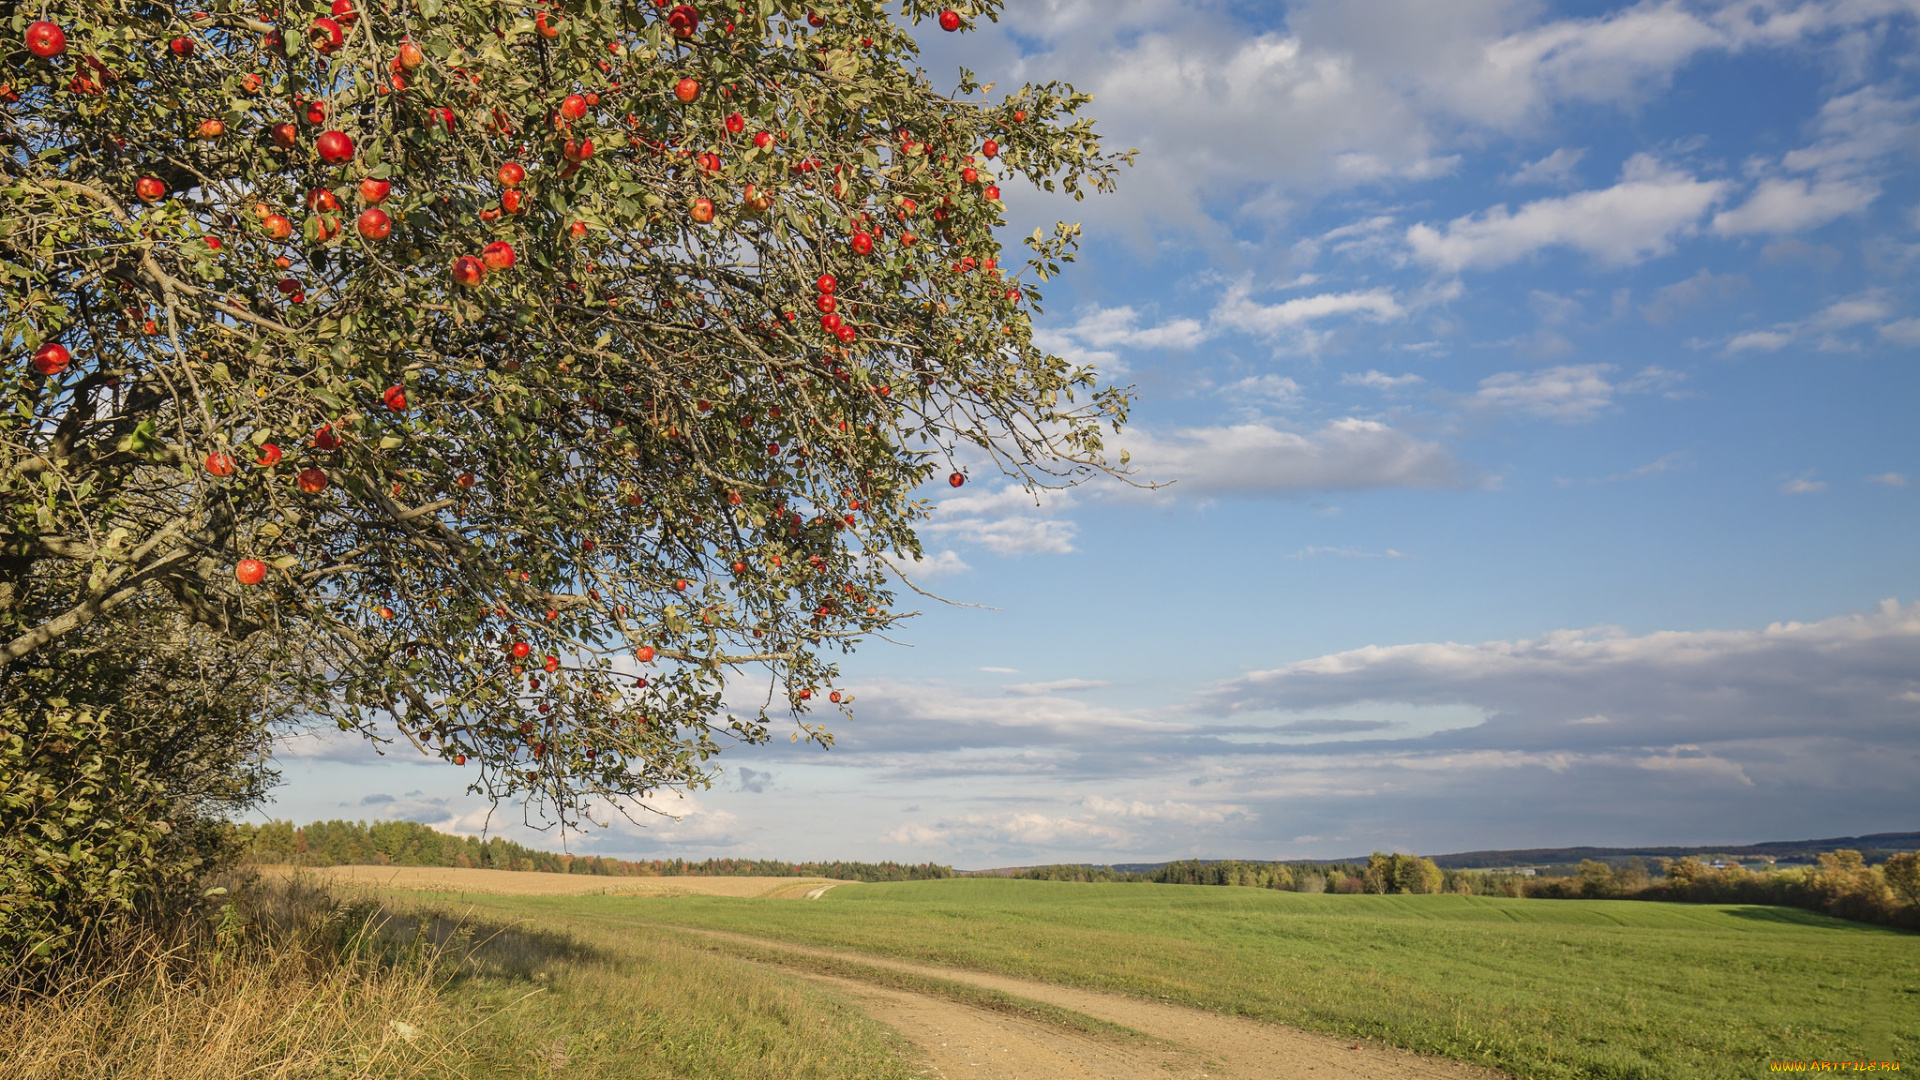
685,927,1504,1080
272,865,844,899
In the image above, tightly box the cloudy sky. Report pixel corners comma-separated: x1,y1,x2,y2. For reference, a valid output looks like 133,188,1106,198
267,0,1920,868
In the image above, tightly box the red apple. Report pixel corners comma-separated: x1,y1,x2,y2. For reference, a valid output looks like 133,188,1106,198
307,187,339,212
356,207,391,239
169,36,195,57
383,385,407,411
315,130,354,164
675,77,701,103
296,467,330,493
456,472,476,488
982,139,999,158
255,443,283,467
563,137,594,162
450,255,485,286
235,559,267,586
753,131,773,149
674,579,688,591
816,295,837,314
308,17,343,53
196,119,226,140
397,41,425,69
725,112,745,133
332,0,359,21
949,472,965,487
569,220,588,238
359,178,391,204
24,21,66,59
543,655,560,673
455,754,467,766
667,5,700,38
498,162,526,187
262,214,293,240
501,189,527,214
135,177,167,204
205,452,236,477
511,641,531,658
820,313,842,332
536,10,562,38
851,232,874,255
830,691,842,703
816,274,837,295
312,425,341,450
271,123,298,149
984,184,1001,200
560,93,588,120
690,197,715,223
961,166,978,184
637,646,656,662
939,10,962,31
482,241,515,270
305,101,327,124
378,605,395,619
31,343,70,376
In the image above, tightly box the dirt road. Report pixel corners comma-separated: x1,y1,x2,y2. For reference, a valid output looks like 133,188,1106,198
681,927,1503,1080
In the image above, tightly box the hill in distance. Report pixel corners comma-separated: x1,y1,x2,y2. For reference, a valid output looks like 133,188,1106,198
959,830,1920,876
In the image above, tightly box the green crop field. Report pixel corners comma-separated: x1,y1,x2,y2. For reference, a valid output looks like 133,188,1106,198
429,877,1918,1080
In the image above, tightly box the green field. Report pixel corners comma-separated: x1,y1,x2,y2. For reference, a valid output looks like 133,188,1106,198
434,878,1918,1080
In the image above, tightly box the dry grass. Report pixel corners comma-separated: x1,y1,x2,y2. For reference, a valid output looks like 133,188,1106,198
0,876,454,1079
0,872,917,1080
285,865,849,899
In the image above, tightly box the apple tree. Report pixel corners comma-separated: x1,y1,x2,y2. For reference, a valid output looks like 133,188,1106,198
0,0,1130,828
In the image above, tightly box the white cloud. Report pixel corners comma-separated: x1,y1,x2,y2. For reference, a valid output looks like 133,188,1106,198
1880,319,1920,346
1474,364,1617,421
1223,374,1304,405
1120,419,1469,495
905,549,972,579
1711,176,1881,236
1005,678,1113,696
924,485,1079,556
1505,147,1587,186
1641,269,1748,326
883,811,1134,850
1341,370,1426,391
1406,155,1729,270
923,514,1079,557
1059,305,1210,351
1215,284,1406,337
1200,599,1920,757
1866,472,1909,488
1288,546,1409,560
1726,329,1794,353
1781,477,1829,494
1082,795,1244,825
1715,87,1917,236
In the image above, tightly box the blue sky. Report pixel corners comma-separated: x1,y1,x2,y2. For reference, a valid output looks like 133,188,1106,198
267,0,1920,868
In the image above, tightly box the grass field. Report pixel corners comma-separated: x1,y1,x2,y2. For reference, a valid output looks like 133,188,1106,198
412,877,1917,1080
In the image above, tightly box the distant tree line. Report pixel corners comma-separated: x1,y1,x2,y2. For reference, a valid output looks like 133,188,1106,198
1519,850,1920,930
1001,853,1452,894
1001,848,1920,930
235,821,952,883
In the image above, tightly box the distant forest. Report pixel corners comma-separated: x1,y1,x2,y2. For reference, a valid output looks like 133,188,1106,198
236,820,953,883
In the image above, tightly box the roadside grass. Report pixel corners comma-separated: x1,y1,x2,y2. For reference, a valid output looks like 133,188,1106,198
0,875,921,1080
420,877,1919,1080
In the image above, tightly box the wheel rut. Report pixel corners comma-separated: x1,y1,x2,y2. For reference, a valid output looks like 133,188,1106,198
671,926,1504,1080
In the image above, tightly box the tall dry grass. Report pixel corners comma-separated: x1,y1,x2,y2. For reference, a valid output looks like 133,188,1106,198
0,874,457,1079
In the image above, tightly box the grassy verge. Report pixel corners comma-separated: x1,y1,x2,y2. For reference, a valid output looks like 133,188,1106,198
422,878,1920,1080
0,874,923,1080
